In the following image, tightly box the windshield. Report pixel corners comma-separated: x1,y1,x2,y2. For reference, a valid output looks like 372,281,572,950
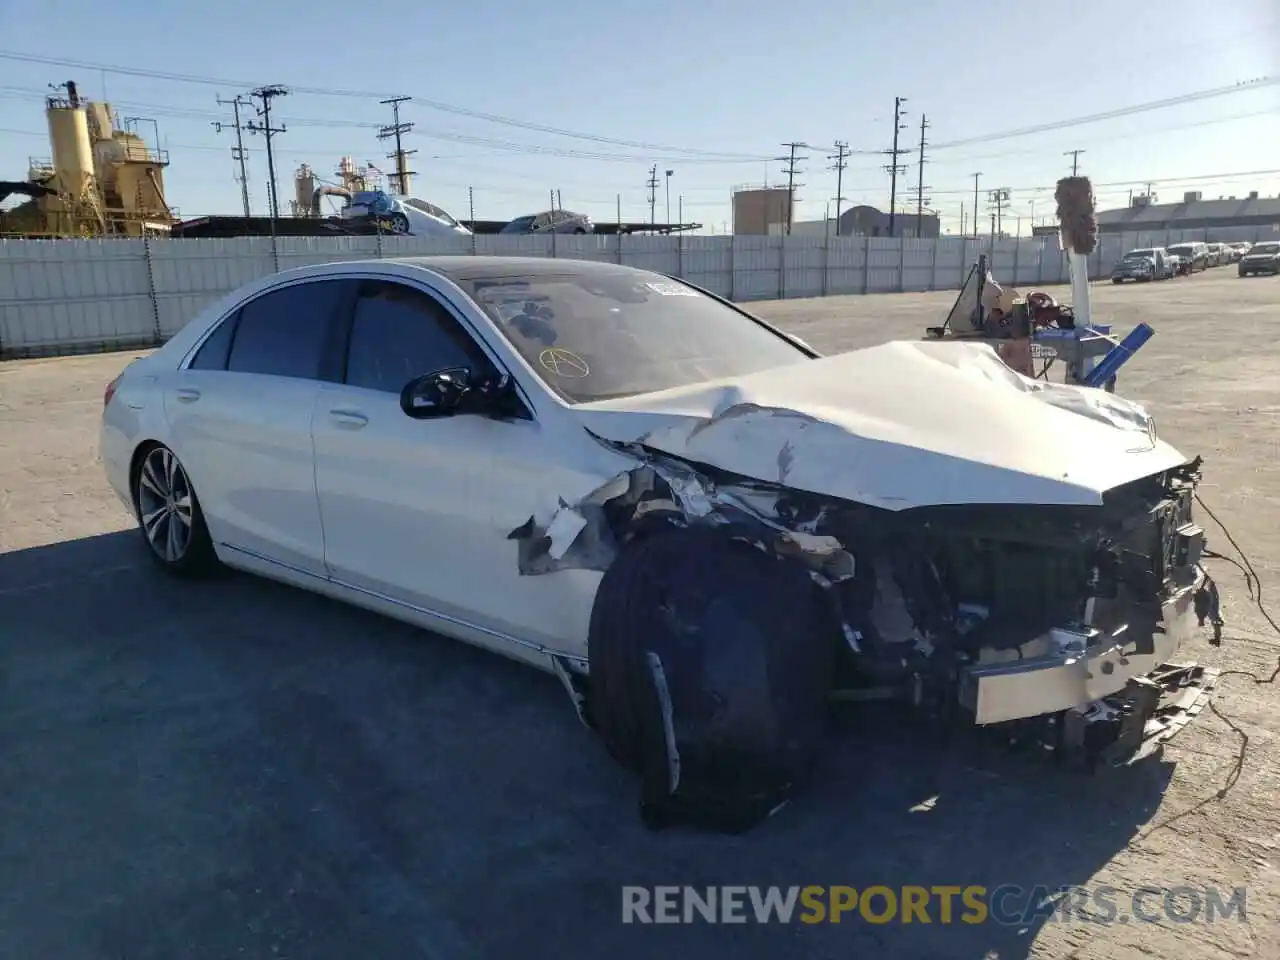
1250,243,1280,255
404,198,459,226
1168,245,1195,255
500,216,537,234
461,272,810,403
1124,249,1156,259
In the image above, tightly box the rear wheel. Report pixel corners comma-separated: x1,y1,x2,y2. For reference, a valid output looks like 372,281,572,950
134,444,218,576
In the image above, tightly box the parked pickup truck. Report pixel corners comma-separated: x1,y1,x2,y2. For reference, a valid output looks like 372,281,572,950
1111,247,1174,283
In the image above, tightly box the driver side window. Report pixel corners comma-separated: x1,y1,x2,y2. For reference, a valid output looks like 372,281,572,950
344,280,490,394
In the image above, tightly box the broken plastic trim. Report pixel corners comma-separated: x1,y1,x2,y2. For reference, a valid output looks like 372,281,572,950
506,439,857,585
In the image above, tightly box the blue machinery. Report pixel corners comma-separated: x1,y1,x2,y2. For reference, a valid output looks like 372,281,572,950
926,255,1155,392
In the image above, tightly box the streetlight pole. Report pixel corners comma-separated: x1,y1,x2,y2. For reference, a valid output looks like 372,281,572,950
665,169,673,230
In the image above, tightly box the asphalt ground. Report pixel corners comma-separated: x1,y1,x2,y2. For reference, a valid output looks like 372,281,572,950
1,265,1277,959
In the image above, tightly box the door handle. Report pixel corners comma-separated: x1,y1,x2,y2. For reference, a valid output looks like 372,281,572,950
328,409,369,429
174,387,201,403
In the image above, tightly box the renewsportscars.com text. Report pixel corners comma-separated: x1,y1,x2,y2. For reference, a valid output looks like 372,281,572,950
621,885,1248,926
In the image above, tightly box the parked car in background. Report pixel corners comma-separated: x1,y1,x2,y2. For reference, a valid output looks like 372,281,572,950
1238,241,1280,276
1111,247,1174,283
1166,252,1186,276
1204,242,1228,267
500,209,595,235
339,191,472,238
1167,242,1208,273
1228,242,1252,262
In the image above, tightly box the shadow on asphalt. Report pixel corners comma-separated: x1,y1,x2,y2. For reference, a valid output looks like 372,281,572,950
1,531,1177,960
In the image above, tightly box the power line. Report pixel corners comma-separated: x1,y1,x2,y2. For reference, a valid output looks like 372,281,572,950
378,96,417,195
929,76,1277,150
828,140,849,236
779,141,809,235
883,97,908,237
213,95,252,217
245,85,288,219
14,50,1269,164
0,49,776,161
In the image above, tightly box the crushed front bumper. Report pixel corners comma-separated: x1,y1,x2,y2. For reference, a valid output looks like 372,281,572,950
956,566,1219,767
959,569,1206,726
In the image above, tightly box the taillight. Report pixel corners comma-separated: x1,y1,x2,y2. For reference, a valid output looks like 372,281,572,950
104,375,122,409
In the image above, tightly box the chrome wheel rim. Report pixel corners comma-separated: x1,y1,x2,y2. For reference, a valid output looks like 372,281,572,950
137,447,193,562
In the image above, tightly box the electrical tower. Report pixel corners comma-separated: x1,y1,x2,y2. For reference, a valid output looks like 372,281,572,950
907,114,931,237
779,141,809,235
1064,149,1085,176
213,95,252,217
378,96,418,195
828,140,849,236
245,85,289,220
987,187,1011,240
645,165,659,226
882,97,909,237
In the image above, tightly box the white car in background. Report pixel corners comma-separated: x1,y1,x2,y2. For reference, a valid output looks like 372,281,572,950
99,256,1216,830
339,190,472,238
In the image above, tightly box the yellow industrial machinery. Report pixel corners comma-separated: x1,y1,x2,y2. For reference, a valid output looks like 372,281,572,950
0,81,176,237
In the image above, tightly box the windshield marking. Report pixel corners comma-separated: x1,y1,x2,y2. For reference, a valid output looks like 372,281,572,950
538,347,591,378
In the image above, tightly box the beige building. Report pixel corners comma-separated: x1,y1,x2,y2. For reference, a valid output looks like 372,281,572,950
731,187,793,235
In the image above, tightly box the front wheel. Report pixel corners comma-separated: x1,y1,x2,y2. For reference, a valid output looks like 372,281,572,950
587,528,834,831
134,444,218,576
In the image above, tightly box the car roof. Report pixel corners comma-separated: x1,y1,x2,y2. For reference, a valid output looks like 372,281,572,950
385,255,662,283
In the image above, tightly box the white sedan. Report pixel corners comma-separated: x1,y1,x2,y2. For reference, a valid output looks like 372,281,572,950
101,256,1215,828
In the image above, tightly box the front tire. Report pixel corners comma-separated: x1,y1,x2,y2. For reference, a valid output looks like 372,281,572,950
587,528,834,831
134,444,218,576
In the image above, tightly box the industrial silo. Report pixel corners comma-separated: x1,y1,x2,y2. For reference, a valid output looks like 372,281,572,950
46,95,96,202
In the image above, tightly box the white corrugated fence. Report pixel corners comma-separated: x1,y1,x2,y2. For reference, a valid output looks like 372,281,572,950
0,224,1268,358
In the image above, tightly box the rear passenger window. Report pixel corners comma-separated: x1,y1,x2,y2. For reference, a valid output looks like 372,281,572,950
226,280,345,380
189,311,238,370
345,281,488,394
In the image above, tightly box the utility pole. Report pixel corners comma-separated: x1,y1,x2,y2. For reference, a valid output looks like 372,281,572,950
378,96,417,195
971,172,982,238
960,203,966,237
779,141,809,235
883,97,908,237
213,95,252,217
828,140,849,236
910,114,930,237
646,165,659,228
1064,149,1085,176
246,85,288,220
988,187,1010,239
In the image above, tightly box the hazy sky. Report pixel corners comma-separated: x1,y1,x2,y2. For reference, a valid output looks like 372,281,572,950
1,0,1277,233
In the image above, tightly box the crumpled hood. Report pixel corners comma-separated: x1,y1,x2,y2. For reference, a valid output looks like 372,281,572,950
571,340,1188,511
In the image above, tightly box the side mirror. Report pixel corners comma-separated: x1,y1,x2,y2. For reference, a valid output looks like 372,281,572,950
400,367,475,419
400,366,518,420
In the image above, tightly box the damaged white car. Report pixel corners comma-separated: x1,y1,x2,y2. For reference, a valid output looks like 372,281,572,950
101,257,1223,832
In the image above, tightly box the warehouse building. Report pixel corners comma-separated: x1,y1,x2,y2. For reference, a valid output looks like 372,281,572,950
1032,190,1280,238
789,204,941,239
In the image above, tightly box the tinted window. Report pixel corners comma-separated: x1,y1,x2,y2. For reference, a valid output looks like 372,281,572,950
189,311,238,370
226,280,344,379
344,281,488,394
461,270,808,404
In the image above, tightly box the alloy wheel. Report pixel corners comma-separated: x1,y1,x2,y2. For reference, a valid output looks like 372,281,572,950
137,447,194,563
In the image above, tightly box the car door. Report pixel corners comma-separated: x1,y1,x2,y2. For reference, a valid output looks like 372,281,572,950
164,278,353,577
311,277,608,659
